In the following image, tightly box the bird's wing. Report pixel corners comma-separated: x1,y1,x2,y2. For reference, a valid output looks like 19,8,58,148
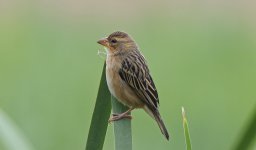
118,54,159,109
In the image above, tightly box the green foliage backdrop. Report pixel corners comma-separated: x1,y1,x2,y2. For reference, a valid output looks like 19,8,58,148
0,0,256,149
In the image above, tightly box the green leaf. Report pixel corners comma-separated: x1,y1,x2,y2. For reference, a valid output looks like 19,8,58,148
182,107,192,150
233,107,256,150
111,96,132,150
85,63,112,150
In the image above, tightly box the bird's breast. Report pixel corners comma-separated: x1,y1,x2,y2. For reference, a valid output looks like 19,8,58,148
105,56,144,108
106,56,122,99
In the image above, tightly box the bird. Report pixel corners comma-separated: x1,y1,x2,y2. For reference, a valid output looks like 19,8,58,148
97,31,169,140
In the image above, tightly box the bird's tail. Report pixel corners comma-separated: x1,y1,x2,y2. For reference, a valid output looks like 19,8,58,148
144,106,170,140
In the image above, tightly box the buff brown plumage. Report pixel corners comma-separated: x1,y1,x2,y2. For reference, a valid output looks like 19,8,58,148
97,31,169,140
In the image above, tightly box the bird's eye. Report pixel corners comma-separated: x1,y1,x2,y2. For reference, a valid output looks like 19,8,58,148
111,39,117,43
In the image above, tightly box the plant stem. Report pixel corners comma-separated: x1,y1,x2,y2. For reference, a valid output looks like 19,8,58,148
111,96,132,150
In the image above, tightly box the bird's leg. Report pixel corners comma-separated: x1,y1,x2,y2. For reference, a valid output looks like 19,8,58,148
108,108,134,122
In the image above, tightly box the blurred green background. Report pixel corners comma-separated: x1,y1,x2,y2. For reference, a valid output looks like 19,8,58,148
0,0,256,150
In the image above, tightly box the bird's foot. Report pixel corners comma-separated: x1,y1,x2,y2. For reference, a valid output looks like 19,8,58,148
108,113,132,123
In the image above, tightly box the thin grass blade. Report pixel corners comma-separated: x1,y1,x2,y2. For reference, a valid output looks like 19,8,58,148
182,107,192,150
0,109,35,150
233,107,256,150
85,63,111,150
111,96,132,150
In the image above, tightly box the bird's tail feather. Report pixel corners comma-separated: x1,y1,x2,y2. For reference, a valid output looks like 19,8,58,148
143,106,170,140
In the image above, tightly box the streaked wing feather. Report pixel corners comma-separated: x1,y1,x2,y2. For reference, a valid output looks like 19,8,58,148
119,53,159,109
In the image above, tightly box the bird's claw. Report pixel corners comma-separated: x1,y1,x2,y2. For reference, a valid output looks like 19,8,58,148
108,114,132,123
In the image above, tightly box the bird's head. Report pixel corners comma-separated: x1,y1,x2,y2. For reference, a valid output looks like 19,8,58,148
97,31,137,54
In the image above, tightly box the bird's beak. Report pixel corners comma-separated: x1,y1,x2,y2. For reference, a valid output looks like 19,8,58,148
97,37,109,47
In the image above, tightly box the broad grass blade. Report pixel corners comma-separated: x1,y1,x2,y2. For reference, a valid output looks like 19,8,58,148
86,63,111,150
